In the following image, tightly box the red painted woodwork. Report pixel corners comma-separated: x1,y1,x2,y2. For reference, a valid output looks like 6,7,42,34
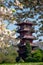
16,21,36,51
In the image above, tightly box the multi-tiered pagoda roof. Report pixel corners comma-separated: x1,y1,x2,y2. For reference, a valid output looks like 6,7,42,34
17,35,35,40
15,21,36,26
16,21,37,61
16,27,35,33
16,21,36,45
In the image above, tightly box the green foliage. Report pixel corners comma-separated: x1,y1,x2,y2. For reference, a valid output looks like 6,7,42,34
0,52,5,63
18,42,43,62
22,43,43,62
4,55,16,63
39,49,43,62
0,46,43,63
24,43,32,62
31,49,43,62
0,63,43,65
17,58,24,63
26,43,32,54
0,46,18,63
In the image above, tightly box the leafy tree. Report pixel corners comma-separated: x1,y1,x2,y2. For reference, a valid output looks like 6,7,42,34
24,43,32,62
20,42,32,62
32,49,42,62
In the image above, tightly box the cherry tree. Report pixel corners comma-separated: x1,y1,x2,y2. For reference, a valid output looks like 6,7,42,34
0,0,17,49
0,0,43,49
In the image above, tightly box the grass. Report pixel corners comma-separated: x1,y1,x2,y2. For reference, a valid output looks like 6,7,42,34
0,62,43,65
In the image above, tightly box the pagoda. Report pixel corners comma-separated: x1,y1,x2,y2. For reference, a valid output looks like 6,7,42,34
15,21,37,61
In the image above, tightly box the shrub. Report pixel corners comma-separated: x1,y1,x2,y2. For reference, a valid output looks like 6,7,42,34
0,46,18,63
23,43,32,62
31,49,42,62
4,46,18,63
0,52,5,63
4,55,16,63
40,49,43,62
